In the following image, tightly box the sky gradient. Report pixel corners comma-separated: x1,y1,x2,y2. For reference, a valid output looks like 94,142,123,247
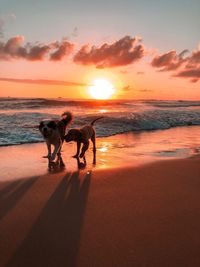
0,0,200,99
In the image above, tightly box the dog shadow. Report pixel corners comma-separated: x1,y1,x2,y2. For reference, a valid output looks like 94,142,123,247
6,171,91,267
0,178,37,221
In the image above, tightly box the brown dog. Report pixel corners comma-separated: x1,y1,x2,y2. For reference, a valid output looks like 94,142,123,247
64,117,103,161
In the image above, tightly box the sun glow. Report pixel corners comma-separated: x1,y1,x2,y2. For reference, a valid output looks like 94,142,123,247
89,78,115,99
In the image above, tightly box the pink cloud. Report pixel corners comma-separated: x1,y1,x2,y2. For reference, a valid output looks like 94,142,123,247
0,77,88,86
151,49,188,71
174,68,200,83
50,41,74,61
0,36,74,61
73,36,145,68
151,46,200,82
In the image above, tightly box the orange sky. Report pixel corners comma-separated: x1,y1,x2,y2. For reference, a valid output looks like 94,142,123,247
0,0,199,100
0,59,199,100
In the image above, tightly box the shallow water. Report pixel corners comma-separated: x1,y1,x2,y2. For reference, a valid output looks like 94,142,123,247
0,126,200,181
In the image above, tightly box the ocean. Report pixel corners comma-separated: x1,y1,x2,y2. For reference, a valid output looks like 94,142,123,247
1,97,200,147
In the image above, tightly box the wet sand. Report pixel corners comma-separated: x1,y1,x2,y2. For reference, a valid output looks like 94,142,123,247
0,155,200,267
1,126,200,181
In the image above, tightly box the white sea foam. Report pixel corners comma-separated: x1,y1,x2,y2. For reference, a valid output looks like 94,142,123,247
0,98,200,146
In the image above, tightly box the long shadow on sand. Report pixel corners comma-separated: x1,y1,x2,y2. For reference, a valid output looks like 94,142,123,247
6,171,91,267
0,178,38,221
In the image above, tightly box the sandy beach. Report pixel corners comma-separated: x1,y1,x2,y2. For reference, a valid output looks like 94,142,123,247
0,147,200,266
1,0,200,264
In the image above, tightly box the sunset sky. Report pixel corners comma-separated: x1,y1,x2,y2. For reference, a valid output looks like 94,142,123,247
0,0,200,99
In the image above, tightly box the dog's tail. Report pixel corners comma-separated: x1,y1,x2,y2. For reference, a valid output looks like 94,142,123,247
61,111,73,126
91,116,104,126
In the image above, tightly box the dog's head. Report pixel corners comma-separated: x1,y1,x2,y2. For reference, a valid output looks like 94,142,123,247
39,120,57,138
64,129,82,142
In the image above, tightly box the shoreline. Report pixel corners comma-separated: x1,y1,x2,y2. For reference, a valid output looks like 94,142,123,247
1,126,200,181
0,156,200,266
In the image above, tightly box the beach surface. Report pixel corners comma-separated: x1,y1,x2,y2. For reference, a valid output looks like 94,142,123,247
0,150,200,266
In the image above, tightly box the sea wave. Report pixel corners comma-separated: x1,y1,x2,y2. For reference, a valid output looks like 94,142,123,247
144,100,200,108
1,108,200,146
0,97,129,110
2,97,200,111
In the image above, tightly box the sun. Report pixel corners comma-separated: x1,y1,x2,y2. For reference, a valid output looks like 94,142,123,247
88,78,115,100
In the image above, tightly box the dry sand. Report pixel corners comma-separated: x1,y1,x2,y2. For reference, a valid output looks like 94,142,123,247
0,156,200,267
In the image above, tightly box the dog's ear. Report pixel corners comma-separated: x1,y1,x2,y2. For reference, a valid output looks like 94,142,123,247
47,121,57,129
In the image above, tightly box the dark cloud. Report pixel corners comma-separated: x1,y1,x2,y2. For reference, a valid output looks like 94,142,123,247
50,41,74,61
73,36,145,68
185,49,200,68
137,71,144,75
174,68,200,83
0,36,74,61
151,46,200,82
0,77,88,86
26,44,51,61
151,50,188,71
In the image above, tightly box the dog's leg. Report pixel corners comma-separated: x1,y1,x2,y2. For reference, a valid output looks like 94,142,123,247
91,134,96,164
51,141,61,161
80,141,89,158
57,144,65,167
73,141,81,158
91,134,96,153
46,143,51,158
76,156,87,169
46,143,52,169
57,151,65,167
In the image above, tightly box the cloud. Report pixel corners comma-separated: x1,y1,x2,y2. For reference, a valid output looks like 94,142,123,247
0,36,74,61
137,88,152,92
185,48,200,68
137,71,144,75
122,85,151,93
174,68,200,83
151,49,188,71
50,41,74,61
122,85,132,91
151,45,200,82
73,36,145,68
0,77,88,86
